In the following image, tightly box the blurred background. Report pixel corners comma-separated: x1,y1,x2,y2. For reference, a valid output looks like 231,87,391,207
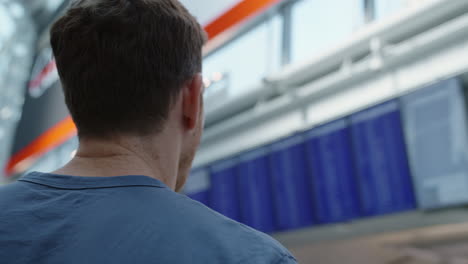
2,0,468,263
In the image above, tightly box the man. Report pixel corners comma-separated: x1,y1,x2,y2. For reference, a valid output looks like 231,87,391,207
0,0,297,263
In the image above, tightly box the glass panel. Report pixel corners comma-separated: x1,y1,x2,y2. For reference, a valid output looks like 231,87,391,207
375,0,406,19
7,2,26,19
46,0,66,11
0,5,15,40
291,0,365,64
203,15,282,100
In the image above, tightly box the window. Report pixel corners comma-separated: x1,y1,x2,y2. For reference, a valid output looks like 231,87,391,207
291,0,364,64
0,6,15,40
375,0,406,19
203,15,283,99
46,0,66,11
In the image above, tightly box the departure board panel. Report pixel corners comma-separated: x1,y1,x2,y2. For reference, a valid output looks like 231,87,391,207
184,169,211,206
238,148,276,232
401,78,468,209
209,159,241,221
269,135,315,230
305,119,361,223
350,100,416,216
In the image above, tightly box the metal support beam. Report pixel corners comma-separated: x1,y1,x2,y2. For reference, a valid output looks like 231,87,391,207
280,0,294,66
364,0,376,23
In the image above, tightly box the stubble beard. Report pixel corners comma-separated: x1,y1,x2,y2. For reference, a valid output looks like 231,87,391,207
175,146,196,192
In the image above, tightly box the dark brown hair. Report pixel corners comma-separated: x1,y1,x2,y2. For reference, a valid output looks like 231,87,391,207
50,0,207,138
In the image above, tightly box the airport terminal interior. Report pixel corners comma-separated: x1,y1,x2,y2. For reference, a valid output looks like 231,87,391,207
2,0,468,263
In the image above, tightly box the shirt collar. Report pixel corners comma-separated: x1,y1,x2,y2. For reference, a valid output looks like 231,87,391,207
19,171,169,190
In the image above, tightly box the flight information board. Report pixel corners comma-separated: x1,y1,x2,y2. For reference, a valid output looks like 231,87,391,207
350,100,416,216
209,159,241,221
269,134,315,230
401,78,468,209
237,148,276,232
305,119,361,223
184,168,211,206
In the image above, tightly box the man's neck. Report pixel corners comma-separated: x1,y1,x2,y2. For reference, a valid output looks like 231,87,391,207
52,136,179,190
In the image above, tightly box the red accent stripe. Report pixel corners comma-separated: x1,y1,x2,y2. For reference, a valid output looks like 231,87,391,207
5,117,77,176
5,0,281,177
205,0,282,40
29,60,56,90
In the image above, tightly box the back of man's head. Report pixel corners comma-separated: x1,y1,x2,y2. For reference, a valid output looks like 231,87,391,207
50,0,207,138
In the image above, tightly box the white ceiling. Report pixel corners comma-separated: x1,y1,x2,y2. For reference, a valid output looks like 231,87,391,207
179,0,241,26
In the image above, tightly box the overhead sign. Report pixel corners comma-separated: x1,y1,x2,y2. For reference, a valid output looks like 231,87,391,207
269,134,315,230
305,119,361,223
401,78,468,209
237,147,275,232
350,100,416,216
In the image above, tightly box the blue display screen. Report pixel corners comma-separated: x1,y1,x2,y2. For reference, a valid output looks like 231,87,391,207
237,148,276,232
269,134,315,230
400,78,468,209
305,119,361,223
350,100,416,216
209,159,241,221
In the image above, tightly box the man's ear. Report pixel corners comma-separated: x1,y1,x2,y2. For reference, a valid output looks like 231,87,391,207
182,73,203,130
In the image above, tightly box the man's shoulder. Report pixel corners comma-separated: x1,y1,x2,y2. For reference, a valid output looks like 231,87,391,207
152,191,297,263
0,181,27,205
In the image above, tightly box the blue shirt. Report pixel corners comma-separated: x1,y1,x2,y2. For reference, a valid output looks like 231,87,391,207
0,172,296,264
